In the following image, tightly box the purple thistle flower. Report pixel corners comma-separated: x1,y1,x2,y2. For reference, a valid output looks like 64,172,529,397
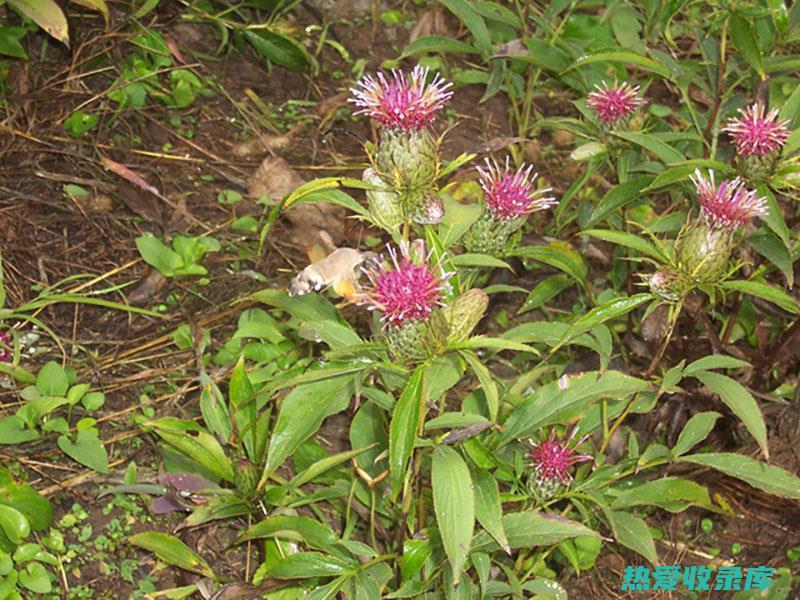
0,331,10,363
362,241,450,327
722,103,791,157
526,427,592,483
586,81,644,127
349,65,453,132
690,170,768,230
477,158,556,220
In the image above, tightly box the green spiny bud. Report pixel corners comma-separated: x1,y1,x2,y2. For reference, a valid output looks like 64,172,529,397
233,458,260,499
442,288,488,343
363,168,404,231
674,220,734,284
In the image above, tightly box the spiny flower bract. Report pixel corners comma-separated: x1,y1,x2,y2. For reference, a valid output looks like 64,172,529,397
723,103,791,157
526,427,592,483
363,241,449,327
477,158,556,220
690,169,768,230
586,81,644,127
349,65,453,132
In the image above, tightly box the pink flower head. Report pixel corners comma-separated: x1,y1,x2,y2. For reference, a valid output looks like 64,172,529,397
690,170,768,230
586,81,644,127
0,331,10,363
349,65,453,132
723,103,791,157
526,427,592,483
363,241,450,327
477,158,556,220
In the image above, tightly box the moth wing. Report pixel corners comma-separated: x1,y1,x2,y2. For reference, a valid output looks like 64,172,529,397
332,273,359,301
306,243,328,264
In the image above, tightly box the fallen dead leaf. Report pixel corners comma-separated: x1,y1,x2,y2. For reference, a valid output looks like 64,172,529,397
247,156,305,200
128,269,168,305
248,156,346,249
475,136,527,155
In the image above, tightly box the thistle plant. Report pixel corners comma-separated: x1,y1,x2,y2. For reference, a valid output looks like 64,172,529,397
463,158,557,255
360,240,451,362
723,103,791,181
649,170,767,301
525,428,593,502
350,66,452,228
586,81,644,129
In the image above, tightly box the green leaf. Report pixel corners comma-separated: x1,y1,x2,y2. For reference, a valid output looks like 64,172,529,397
7,0,68,45
518,274,573,314
0,468,53,530
611,477,712,512
511,242,587,284
509,38,571,72
450,253,511,270
297,321,362,349
437,0,492,56
570,141,608,162
262,375,354,482
136,233,183,277
461,351,498,421
472,467,509,554
672,412,721,456
294,187,371,219
70,0,109,23
606,510,657,564
501,371,649,443
692,371,768,458
0,26,28,59
720,280,800,314
402,35,480,57
438,197,481,247
268,552,354,578
35,361,68,397
129,532,215,578
0,505,30,544
472,512,597,552
565,51,672,79
198,374,231,445
389,367,425,500
680,453,800,499
644,161,735,191
243,29,310,72
290,446,369,489
729,11,765,78
550,294,653,354
432,445,475,584
249,288,341,322
238,515,339,551
425,412,490,431
146,419,234,482
611,131,684,164
230,357,259,459
748,231,794,288
757,185,790,246
583,229,667,261
57,430,109,473
0,416,39,444
453,335,540,355
18,561,51,594
683,355,749,375
585,177,654,228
